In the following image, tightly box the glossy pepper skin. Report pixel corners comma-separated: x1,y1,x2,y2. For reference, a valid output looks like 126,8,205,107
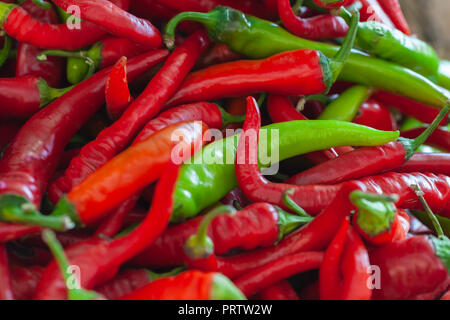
233,252,324,298
105,56,133,120
53,121,207,227
0,51,168,229
166,49,332,108
52,0,162,47
320,219,372,300
353,99,397,131
131,202,306,268
185,182,361,279
49,31,210,204
369,236,449,300
35,161,183,299
16,0,63,88
394,153,450,176
164,6,450,109
278,0,349,39
0,76,71,120
119,270,245,300
0,0,127,50
373,91,448,127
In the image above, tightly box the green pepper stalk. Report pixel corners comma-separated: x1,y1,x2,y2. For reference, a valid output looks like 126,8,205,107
410,184,450,271
0,34,11,68
164,6,450,109
41,229,103,300
338,7,440,78
318,85,372,121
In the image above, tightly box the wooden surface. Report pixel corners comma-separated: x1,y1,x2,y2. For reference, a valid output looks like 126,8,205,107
399,0,450,59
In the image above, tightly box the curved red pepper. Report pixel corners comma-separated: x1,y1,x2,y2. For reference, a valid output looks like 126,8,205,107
0,51,168,231
196,44,241,69
278,0,349,39
233,251,324,298
16,0,63,88
52,0,162,47
353,99,397,131
0,223,41,243
49,31,210,203
0,0,128,50
97,37,149,69
166,49,329,108
394,153,450,176
377,0,411,35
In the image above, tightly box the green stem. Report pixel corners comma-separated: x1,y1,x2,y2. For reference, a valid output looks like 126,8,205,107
410,184,444,237
37,49,89,61
218,106,246,126
0,194,75,231
293,0,304,15
276,207,313,240
329,10,359,82
0,35,11,68
282,189,310,217
184,205,235,259
29,0,52,10
147,267,185,281
37,79,74,107
42,229,102,300
399,103,449,159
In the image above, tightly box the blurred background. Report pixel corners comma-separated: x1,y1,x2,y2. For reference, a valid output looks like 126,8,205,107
400,0,450,59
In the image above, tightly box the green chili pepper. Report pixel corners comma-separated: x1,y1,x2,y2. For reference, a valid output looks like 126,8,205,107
318,85,371,121
338,8,440,78
438,60,450,91
164,6,450,109
172,121,399,222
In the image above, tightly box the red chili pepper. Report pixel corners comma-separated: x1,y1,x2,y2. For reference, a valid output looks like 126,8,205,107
267,94,341,164
373,91,448,126
377,0,411,35
233,251,323,298
353,99,397,131
402,127,450,152
119,270,244,300
52,0,162,47
257,281,299,300
0,51,168,230
370,235,449,299
131,202,311,269
134,102,243,144
278,0,349,39
0,0,128,50
185,182,360,279
358,0,393,26
35,162,191,299
106,56,133,120
16,0,63,88
0,223,41,243
10,265,44,300
350,192,409,246
286,104,449,187
0,122,20,152
394,153,450,176
49,31,210,204
0,243,14,299
167,49,341,108
0,76,73,120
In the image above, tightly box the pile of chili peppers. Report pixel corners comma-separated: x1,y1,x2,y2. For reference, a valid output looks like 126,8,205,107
0,0,449,301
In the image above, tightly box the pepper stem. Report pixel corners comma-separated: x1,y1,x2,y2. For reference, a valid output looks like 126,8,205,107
0,194,75,231
282,189,310,217
36,79,74,107
0,34,11,68
184,205,236,259
146,267,185,281
398,103,449,160
350,191,398,237
164,10,219,50
37,49,89,61
293,0,305,15
41,229,103,300
329,10,359,82
410,184,445,238
217,106,246,127
276,207,313,241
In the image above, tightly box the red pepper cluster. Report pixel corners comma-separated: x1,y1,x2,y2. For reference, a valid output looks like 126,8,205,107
0,0,448,302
